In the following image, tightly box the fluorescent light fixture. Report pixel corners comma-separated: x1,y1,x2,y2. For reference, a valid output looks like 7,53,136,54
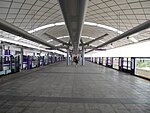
81,36,95,39
57,36,63,39
129,37,138,43
47,35,96,43
63,36,69,38
54,22,65,26
89,37,95,40
117,30,124,34
28,22,124,34
99,40,105,43
47,39,53,42
14,36,21,41
49,50,66,56
57,36,69,39
89,44,96,47
55,43,62,46
81,36,89,38
110,45,114,48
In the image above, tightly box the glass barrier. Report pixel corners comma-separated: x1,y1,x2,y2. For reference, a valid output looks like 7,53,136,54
135,58,150,79
0,55,20,76
107,57,112,66
97,57,99,64
113,58,119,69
128,58,131,70
123,58,128,69
122,57,132,70
102,57,106,66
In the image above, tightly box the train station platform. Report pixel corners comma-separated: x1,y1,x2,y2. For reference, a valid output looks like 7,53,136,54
0,61,149,113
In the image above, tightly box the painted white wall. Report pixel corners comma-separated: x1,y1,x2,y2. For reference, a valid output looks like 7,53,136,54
86,40,150,57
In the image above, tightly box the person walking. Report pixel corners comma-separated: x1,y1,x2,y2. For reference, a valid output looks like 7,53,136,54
74,56,78,66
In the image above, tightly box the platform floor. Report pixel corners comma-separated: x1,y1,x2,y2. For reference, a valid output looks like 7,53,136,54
0,61,150,113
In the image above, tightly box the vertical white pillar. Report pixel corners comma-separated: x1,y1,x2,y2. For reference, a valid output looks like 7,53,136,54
20,47,23,70
0,43,3,71
47,52,49,64
82,46,85,65
67,49,70,65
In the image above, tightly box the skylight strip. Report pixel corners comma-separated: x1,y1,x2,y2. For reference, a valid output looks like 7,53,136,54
46,35,98,43
28,22,124,34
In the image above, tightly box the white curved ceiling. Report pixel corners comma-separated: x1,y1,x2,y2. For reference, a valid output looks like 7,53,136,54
0,0,149,53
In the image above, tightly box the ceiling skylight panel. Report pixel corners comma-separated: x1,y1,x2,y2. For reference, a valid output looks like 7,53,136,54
0,1,11,8
11,2,22,8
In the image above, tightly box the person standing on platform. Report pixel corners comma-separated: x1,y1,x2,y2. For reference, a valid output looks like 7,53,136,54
74,56,78,66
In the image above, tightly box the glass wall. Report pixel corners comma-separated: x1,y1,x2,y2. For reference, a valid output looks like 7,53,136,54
102,57,106,66
113,58,119,69
123,58,128,69
135,58,150,79
128,58,131,70
97,57,99,64
122,57,132,70
107,57,112,66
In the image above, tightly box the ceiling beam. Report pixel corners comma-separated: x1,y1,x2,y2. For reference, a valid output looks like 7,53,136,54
80,39,84,46
84,46,107,50
58,0,88,54
81,33,108,46
0,18,66,53
46,46,68,49
44,33,71,46
84,46,95,49
86,20,150,53
55,46,68,49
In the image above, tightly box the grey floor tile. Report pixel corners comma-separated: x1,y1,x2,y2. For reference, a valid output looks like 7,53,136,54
6,106,25,113
0,61,149,113
124,104,142,110
114,109,130,113
129,109,145,113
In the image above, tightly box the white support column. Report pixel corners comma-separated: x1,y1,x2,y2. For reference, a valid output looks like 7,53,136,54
82,45,85,65
20,47,23,70
0,42,3,56
67,49,70,65
47,52,50,64
0,43,3,71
